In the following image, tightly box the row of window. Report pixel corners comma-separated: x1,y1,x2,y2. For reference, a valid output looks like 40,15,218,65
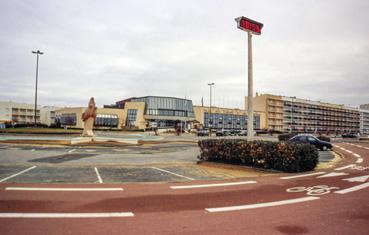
126,109,137,126
59,113,119,127
204,113,260,129
146,109,194,117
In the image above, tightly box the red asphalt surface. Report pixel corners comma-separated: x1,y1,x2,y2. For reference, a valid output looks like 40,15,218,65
0,142,368,235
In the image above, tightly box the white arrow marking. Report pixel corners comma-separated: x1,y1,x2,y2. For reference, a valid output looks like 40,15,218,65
335,182,369,194
342,175,369,183
317,172,348,178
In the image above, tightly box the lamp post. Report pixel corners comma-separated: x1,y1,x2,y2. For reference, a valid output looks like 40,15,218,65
32,50,44,127
208,83,215,136
235,16,263,141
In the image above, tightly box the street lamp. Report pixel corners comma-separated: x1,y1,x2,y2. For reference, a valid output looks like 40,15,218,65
208,83,215,136
235,16,263,141
32,50,44,127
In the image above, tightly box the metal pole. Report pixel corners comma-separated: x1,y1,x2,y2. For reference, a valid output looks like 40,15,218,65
247,31,254,141
209,84,212,136
34,53,39,127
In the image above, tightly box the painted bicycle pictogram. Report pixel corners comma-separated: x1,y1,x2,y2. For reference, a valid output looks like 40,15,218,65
286,185,339,196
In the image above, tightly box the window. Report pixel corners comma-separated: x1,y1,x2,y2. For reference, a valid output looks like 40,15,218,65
60,113,77,125
126,109,138,126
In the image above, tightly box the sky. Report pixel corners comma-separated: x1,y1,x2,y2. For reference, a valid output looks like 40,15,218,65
0,0,368,109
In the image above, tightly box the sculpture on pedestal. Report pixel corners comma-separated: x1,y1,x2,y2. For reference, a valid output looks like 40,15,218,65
82,97,97,137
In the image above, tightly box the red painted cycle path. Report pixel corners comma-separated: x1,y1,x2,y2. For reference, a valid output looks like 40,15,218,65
0,142,368,235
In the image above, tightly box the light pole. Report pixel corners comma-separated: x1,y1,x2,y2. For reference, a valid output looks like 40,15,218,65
32,50,44,127
208,83,215,136
235,16,263,141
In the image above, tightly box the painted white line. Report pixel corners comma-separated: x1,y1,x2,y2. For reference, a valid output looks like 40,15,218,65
31,149,35,152
317,172,348,178
280,172,326,180
85,149,96,152
151,167,195,181
5,187,123,191
334,182,369,194
7,148,20,150
345,150,353,154
68,149,76,153
170,181,257,189
353,153,361,158
342,175,369,183
94,167,103,184
0,166,37,183
356,158,363,164
205,196,320,213
335,164,356,171
0,212,134,218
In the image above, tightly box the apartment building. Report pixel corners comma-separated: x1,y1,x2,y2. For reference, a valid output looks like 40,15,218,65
360,109,369,135
0,101,41,124
246,94,361,134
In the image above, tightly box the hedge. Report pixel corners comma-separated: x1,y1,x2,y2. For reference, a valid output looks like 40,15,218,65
198,139,319,173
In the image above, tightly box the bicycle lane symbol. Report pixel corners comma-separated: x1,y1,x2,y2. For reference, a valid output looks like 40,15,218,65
286,185,339,196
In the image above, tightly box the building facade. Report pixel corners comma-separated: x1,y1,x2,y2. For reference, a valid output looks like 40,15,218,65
115,96,195,130
193,106,260,130
0,101,41,125
360,109,369,135
247,94,361,134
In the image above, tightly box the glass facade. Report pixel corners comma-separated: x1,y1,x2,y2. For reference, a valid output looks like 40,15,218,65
131,96,194,118
94,114,119,127
204,112,260,130
60,113,77,125
126,109,138,126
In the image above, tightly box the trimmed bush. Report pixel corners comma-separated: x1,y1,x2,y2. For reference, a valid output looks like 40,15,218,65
317,135,330,142
198,139,319,173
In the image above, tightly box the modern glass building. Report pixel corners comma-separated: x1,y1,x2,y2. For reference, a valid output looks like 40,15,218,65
116,96,195,129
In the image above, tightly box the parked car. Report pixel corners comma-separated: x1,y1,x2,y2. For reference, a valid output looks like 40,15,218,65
341,133,358,138
289,134,333,151
197,129,210,136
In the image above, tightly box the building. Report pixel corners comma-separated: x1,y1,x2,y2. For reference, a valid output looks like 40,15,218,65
115,96,195,130
56,107,125,130
360,104,369,110
246,94,361,134
40,106,59,126
193,106,260,130
360,109,369,135
0,101,41,125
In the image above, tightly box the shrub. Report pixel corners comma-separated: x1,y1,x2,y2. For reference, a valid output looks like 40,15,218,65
317,135,330,142
198,139,319,173
278,133,296,141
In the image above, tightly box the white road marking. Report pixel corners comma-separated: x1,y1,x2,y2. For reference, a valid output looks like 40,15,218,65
205,196,320,212
5,187,123,191
334,182,369,194
0,212,134,218
317,172,349,178
280,172,326,180
170,181,257,189
342,175,369,183
353,153,361,158
0,166,37,183
31,149,35,152
68,149,76,153
345,150,353,154
85,149,96,152
335,164,356,171
151,167,195,181
356,158,363,164
7,148,20,150
94,167,103,184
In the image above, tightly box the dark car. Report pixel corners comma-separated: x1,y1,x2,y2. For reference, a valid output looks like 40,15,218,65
289,134,333,151
341,133,358,138
197,129,210,136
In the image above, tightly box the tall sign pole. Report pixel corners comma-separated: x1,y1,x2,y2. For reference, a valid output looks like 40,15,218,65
235,16,263,141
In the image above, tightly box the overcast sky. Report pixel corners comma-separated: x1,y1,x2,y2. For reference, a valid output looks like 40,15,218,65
0,0,368,109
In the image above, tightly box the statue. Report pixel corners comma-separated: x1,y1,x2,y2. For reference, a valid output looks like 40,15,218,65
82,97,97,137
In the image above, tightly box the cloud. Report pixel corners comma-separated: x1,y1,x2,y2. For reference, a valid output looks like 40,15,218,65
0,0,368,109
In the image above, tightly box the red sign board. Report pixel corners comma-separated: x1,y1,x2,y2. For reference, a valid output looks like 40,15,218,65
235,17,263,35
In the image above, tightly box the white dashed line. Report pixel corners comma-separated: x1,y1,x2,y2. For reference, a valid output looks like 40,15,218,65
170,181,257,189
205,196,320,212
356,158,363,164
317,172,349,178
151,167,195,181
0,212,134,218
0,166,37,183
334,182,369,194
280,172,326,180
68,149,76,153
5,187,123,191
94,167,103,184
335,164,356,171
